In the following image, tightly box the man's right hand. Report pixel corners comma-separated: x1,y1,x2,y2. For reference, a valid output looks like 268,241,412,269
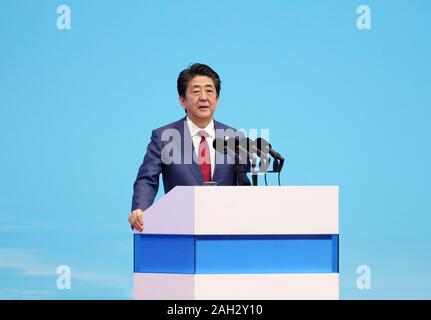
128,208,144,232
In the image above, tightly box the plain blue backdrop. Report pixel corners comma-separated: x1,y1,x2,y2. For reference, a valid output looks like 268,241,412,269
0,0,430,299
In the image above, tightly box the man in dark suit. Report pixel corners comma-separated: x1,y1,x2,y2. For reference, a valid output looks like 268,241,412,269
129,63,250,231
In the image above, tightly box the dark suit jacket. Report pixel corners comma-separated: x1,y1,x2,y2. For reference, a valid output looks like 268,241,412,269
132,117,251,211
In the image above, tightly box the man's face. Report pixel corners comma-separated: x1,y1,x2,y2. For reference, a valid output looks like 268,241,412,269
179,75,219,124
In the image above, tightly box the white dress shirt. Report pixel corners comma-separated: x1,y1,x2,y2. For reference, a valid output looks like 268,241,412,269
186,116,216,179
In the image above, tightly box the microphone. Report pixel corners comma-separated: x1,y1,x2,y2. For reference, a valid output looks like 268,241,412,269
212,136,280,185
226,137,251,163
212,137,230,154
256,138,284,161
213,136,260,157
242,137,264,158
212,136,245,162
212,136,255,165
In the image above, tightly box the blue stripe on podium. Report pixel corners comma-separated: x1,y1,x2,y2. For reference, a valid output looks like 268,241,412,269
134,234,339,274
134,234,195,274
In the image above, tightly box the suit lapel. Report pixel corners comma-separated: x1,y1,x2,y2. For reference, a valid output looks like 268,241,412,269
212,120,227,182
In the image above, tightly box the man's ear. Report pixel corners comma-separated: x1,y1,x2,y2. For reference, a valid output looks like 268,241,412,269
179,95,187,113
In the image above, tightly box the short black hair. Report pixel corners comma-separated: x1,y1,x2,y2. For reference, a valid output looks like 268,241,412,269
177,63,221,98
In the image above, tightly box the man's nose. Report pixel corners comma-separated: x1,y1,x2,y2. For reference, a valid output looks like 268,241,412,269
199,92,209,101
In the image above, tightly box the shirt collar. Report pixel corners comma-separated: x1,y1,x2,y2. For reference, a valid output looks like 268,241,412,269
186,116,215,139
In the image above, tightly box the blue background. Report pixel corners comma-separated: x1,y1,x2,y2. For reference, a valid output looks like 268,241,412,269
0,0,430,299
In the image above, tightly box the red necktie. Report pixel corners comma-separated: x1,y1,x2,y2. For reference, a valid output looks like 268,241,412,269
198,130,211,182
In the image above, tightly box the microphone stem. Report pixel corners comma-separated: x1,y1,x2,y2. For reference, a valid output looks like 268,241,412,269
252,173,258,186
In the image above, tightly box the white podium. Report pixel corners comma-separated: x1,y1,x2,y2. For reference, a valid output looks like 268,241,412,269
133,186,339,300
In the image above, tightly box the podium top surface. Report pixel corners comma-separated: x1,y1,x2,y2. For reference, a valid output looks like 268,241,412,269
136,186,339,235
